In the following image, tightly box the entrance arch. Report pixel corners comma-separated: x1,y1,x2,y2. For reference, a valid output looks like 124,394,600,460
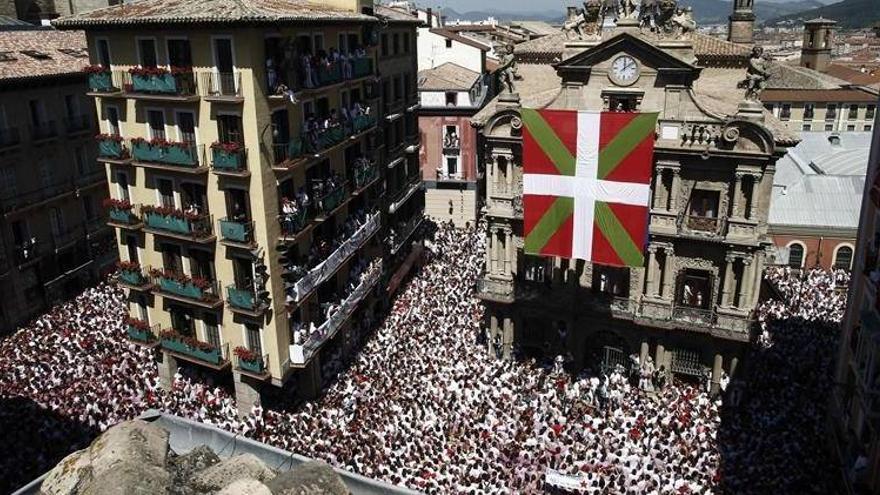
583,329,633,375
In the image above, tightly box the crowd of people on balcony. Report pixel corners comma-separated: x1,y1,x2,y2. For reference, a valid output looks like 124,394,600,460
0,224,850,493
301,102,373,153
279,188,311,235
267,46,371,97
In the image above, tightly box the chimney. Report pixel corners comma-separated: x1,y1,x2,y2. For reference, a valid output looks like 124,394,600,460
828,132,841,146
728,0,755,44
426,7,433,28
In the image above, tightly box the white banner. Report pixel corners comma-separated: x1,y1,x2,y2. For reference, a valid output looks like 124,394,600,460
545,469,586,491
292,213,380,303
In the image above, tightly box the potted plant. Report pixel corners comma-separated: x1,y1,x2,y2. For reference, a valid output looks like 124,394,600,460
84,65,113,91
95,133,127,159
124,316,153,341
234,346,264,373
210,141,244,171
103,198,134,224
116,260,145,286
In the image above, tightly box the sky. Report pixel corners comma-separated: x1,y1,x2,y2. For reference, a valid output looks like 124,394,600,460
427,0,840,14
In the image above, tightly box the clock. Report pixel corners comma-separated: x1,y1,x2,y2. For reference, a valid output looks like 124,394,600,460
609,55,640,86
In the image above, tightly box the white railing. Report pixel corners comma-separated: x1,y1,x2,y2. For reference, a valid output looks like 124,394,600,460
290,212,380,303
289,259,383,365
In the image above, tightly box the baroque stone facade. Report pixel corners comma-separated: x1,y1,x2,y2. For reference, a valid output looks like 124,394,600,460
473,19,791,390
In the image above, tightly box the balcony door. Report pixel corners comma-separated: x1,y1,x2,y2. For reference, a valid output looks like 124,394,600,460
175,111,196,145
189,249,214,282
181,182,207,212
156,178,175,208
161,243,182,273
167,38,192,68
169,305,194,336
147,110,166,141
137,38,158,67
245,323,262,356
213,37,235,94
225,188,249,223
217,114,243,145
125,235,139,264
677,269,712,310
233,257,254,290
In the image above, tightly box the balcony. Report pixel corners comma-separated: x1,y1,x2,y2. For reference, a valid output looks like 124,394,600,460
159,330,229,369
96,135,131,164
30,120,57,142
0,126,21,151
388,212,424,255
672,305,715,326
353,162,379,193
278,206,312,242
201,72,243,103
142,207,215,243
63,114,92,135
117,263,152,290
219,218,253,247
121,68,199,102
288,212,380,305
235,348,270,379
152,270,222,308
388,179,423,215
226,285,268,317
210,144,248,176
125,318,159,347
130,139,206,173
106,203,143,230
85,69,118,94
679,214,726,240
272,115,377,172
290,259,383,367
316,183,349,219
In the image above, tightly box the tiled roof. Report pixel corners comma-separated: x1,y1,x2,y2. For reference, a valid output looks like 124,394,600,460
52,0,375,28
429,28,490,51
761,88,879,103
513,21,560,37
825,64,880,85
418,62,480,91
0,29,89,83
374,5,421,24
767,62,851,90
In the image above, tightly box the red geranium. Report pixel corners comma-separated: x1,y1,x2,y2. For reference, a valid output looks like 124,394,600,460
129,65,169,77
233,346,259,362
210,141,242,154
103,198,132,211
116,260,140,272
124,316,150,331
95,133,124,143
190,276,212,291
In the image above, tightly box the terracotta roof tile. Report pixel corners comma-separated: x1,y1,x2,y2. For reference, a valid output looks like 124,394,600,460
428,28,490,51
761,88,879,103
0,29,88,83
374,5,421,23
53,0,374,29
418,62,480,91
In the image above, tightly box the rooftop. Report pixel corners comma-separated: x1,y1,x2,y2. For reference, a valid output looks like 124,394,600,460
374,4,420,24
52,0,375,29
761,88,879,102
428,28,490,51
769,131,872,231
418,62,480,91
0,29,88,84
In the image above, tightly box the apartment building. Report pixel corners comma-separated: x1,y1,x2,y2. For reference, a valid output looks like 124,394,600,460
829,83,880,495
0,28,113,333
55,0,423,412
763,90,877,133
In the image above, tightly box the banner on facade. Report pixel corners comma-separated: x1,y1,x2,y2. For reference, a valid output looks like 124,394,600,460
521,108,657,267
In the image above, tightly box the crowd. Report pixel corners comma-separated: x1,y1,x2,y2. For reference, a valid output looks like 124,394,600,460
0,223,851,494
267,45,371,96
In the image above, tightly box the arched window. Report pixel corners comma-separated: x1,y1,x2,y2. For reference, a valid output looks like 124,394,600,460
834,245,854,270
788,243,805,268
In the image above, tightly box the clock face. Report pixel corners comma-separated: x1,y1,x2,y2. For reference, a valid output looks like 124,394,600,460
610,55,639,86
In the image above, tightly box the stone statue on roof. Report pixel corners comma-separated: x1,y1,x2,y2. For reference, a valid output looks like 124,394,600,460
738,46,772,101
498,43,519,95
562,1,604,40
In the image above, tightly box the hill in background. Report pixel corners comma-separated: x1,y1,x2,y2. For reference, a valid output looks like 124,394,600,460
768,0,880,28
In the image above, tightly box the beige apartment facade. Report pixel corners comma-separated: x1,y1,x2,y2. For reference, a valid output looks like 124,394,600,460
0,29,113,333
56,0,422,411
763,89,878,133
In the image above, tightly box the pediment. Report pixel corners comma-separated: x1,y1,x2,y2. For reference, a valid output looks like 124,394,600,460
554,32,699,75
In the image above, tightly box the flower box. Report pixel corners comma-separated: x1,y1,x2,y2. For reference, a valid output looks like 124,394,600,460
162,144,198,166
219,219,249,243
109,208,134,224
127,324,153,342
160,337,221,365
158,276,204,300
131,140,163,162
239,357,265,374
211,147,244,171
131,72,178,94
98,138,125,159
119,269,146,286
145,211,192,235
88,72,113,92
227,286,255,310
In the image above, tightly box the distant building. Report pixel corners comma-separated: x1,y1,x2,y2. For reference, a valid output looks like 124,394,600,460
417,62,489,226
828,42,880,495
769,132,871,270
7,0,115,25
0,28,112,332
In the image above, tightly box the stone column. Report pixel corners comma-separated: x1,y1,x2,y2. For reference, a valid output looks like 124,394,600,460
652,168,663,210
489,227,497,274
711,353,723,395
507,155,514,191
502,317,514,360
489,315,499,355
655,344,666,371
747,174,760,220
669,168,681,212
729,356,739,379
721,255,735,307
645,245,659,297
640,341,649,366
234,373,262,419
737,257,752,309
505,229,514,276
751,251,765,308
157,352,178,391
731,172,743,218
661,246,675,300
491,156,499,193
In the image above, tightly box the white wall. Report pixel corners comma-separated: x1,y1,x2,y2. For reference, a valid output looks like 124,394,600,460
417,29,484,73
420,90,474,108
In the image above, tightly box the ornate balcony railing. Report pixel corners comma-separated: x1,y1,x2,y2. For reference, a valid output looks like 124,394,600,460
118,266,149,288
219,218,253,244
106,204,141,228
289,212,379,304
131,140,204,168
290,260,383,365
686,215,720,233
153,271,221,304
672,305,715,326
388,212,424,255
272,140,304,166
200,71,242,100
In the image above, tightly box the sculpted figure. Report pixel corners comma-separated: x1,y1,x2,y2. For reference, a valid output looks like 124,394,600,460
738,46,772,101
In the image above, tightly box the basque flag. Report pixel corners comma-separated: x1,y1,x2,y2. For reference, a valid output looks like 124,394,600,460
521,108,658,267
